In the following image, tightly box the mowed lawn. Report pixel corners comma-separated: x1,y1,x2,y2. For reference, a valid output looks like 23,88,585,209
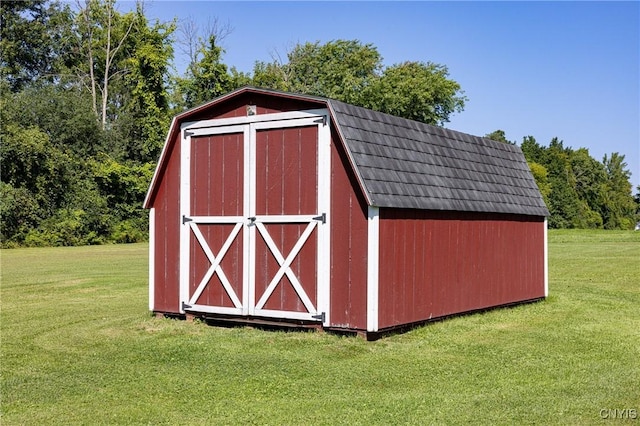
1,230,639,425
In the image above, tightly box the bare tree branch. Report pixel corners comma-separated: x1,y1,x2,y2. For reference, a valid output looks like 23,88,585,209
203,16,233,46
176,15,233,76
76,0,98,120
176,16,199,70
101,0,137,128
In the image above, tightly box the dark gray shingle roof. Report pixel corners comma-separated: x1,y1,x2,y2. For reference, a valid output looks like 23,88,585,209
328,99,549,217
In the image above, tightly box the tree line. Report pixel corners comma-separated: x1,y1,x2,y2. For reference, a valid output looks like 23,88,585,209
1,0,638,247
486,131,638,229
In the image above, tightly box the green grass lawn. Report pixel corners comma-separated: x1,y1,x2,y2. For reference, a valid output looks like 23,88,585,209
1,230,639,425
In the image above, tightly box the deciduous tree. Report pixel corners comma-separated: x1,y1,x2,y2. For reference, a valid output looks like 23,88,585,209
73,0,136,128
119,5,175,162
0,0,73,91
251,40,465,125
600,153,636,229
485,130,514,144
364,61,466,125
174,34,232,109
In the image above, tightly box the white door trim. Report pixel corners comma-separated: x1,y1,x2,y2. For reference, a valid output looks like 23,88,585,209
179,110,331,323
179,129,191,313
252,220,319,315
183,109,328,132
187,222,243,308
317,115,331,326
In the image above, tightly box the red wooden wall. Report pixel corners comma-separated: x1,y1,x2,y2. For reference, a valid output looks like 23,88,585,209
151,133,181,313
183,92,322,122
376,209,545,330
328,128,369,330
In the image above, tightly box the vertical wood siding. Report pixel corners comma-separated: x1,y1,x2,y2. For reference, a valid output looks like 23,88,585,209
149,97,325,315
329,129,369,330
254,126,318,313
152,135,181,313
186,94,323,122
377,210,545,329
189,133,244,308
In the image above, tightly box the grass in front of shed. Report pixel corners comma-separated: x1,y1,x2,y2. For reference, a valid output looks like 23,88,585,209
1,230,639,425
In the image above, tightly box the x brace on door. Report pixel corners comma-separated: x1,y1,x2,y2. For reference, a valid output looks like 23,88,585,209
184,214,323,315
179,110,331,323
186,220,243,309
253,218,320,314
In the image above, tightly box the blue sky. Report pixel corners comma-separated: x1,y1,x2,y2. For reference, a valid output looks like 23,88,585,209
137,1,639,189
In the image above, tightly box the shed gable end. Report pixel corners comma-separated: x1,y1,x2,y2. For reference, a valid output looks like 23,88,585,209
146,87,549,219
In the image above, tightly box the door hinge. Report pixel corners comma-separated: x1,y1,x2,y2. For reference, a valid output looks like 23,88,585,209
313,213,326,224
182,302,192,311
183,129,194,138
312,312,325,322
182,215,193,224
314,116,327,126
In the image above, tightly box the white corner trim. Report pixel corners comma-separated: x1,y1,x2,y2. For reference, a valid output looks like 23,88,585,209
367,206,380,332
544,218,549,297
148,207,155,312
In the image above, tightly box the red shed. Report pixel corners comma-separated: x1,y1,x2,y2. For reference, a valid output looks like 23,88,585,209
144,87,549,338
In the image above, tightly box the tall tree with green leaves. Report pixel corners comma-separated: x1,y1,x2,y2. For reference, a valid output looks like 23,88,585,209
251,40,465,125
73,0,136,128
286,40,382,104
174,34,232,109
252,40,382,103
4,85,105,157
527,161,551,207
0,0,73,91
0,124,72,243
118,5,176,162
364,61,466,125
544,138,582,228
600,153,636,229
520,136,546,164
485,130,514,145
570,148,606,228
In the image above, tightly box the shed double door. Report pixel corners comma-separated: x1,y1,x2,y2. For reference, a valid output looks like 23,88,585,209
179,111,330,323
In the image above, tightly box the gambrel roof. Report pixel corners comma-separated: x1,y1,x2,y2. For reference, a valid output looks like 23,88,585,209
146,87,549,217
328,99,549,216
